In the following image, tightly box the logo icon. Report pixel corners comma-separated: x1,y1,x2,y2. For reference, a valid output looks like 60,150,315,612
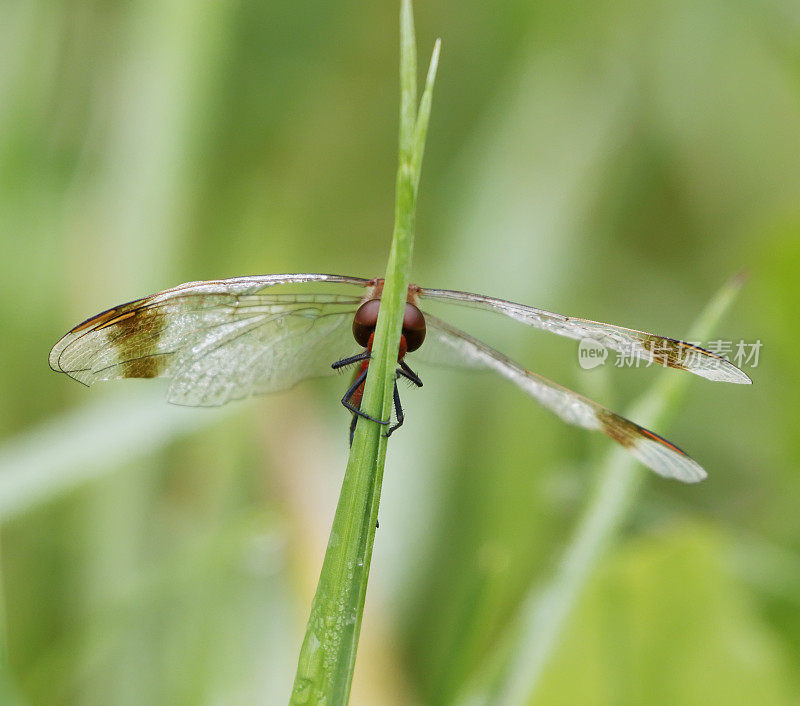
578,338,608,370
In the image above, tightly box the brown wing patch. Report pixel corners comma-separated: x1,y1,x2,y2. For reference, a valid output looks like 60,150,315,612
63,300,170,380
115,352,168,378
100,303,169,378
597,409,638,449
597,409,687,455
642,335,715,371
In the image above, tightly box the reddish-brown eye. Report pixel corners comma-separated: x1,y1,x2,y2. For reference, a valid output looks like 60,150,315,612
402,303,426,352
353,299,381,347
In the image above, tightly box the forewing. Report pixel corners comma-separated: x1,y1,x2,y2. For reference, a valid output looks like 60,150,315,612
50,274,369,406
418,287,751,384
418,314,707,482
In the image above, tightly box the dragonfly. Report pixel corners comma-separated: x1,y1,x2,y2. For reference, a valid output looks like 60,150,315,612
50,273,751,483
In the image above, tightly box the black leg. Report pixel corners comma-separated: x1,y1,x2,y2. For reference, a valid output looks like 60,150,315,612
331,350,370,370
349,414,357,447
398,359,423,387
383,379,404,438
341,368,389,425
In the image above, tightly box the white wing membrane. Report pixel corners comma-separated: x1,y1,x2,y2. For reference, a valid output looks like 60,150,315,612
418,286,751,385
165,301,357,406
419,314,707,482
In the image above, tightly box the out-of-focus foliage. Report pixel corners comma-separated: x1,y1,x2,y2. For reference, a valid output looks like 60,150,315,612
0,0,798,704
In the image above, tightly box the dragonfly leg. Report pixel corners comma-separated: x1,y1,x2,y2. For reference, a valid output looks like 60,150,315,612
383,378,404,438
331,350,370,370
349,414,358,447
398,359,423,387
341,368,389,425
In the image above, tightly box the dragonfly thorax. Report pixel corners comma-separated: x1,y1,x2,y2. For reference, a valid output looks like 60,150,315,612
352,298,426,358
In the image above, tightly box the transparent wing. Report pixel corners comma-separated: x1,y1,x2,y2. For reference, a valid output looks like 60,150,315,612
417,314,708,482
50,274,370,406
417,286,751,384
165,301,359,406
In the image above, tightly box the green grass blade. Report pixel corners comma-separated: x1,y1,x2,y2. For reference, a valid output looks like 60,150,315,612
398,0,417,160
411,38,440,179
459,272,748,705
289,3,440,703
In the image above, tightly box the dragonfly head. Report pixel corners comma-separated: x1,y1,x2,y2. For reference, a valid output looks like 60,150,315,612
353,298,426,357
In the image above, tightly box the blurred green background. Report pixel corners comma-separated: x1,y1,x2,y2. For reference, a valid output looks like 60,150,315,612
1,1,799,704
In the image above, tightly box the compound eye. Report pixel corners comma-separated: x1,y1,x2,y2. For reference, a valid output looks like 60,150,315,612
352,299,381,347
402,303,426,352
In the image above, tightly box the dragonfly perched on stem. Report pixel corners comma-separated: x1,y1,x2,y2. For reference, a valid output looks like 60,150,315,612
50,273,751,482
